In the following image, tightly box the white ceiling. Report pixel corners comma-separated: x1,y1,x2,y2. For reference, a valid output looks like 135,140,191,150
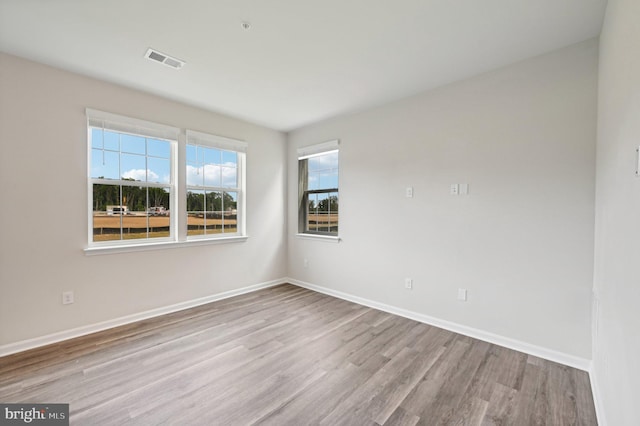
0,0,607,131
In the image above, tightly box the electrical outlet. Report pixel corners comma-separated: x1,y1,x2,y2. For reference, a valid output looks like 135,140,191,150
405,278,413,289
62,291,74,305
450,184,459,195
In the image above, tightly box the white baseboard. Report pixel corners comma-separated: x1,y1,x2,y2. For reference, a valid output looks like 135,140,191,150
1,276,592,372
287,278,592,371
0,278,286,357
589,364,607,426
2,277,600,422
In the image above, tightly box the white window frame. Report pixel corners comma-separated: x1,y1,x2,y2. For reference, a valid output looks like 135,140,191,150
297,139,340,242
185,130,247,240
85,109,248,254
87,109,179,248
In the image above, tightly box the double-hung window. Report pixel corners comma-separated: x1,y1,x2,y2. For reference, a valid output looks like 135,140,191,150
87,110,247,250
298,140,339,236
88,109,178,245
186,130,246,238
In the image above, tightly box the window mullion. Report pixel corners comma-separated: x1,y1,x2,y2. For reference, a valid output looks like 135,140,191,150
119,185,123,241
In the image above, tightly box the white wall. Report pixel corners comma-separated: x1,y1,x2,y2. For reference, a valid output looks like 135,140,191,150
0,30,619,419
0,53,287,347
0,33,604,387
288,40,598,360
593,0,640,424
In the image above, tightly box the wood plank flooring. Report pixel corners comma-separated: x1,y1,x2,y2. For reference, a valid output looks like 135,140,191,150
0,284,597,425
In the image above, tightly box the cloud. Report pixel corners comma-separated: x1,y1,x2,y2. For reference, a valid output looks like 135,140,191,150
186,163,237,187
122,169,161,182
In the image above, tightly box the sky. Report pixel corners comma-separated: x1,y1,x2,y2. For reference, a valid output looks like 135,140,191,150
90,129,239,188
90,129,339,210
307,151,339,190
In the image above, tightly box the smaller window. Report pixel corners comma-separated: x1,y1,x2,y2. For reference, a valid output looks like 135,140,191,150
298,140,339,236
186,130,247,239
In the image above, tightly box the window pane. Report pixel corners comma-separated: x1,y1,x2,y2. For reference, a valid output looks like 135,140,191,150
222,150,237,165
121,186,147,240
186,146,241,240
187,189,204,211
203,164,221,187
205,190,219,212
104,131,119,151
148,138,170,158
203,147,221,165
101,186,168,241
148,191,170,239
187,190,205,237
92,184,121,242
322,151,339,169
223,191,238,233
122,186,146,213
185,144,239,190
221,166,237,188
121,154,146,181
92,183,121,211
186,144,197,163
94,184,171,242
327,192,339,233
309,151,339,190
91,129,120,151
308,171,320,190
121,134,145,154
91,149,119,179
319,171,338,189
308,156,322,172
205,191,221,235
307,193,320,232
148,188,170,215
308,192,339,233
90,128,103,149
317,192,330,233
148,157,170,184
186,162,203,187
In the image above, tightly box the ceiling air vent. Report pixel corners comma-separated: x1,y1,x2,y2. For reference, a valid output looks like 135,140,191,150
144,48,185,70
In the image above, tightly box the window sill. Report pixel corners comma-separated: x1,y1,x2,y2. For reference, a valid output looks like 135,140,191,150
84,236,248,256
295,233,341,243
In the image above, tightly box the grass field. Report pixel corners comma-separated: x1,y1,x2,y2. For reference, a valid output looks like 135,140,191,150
307,213,339,232
92,212,337,241
92,213,237,241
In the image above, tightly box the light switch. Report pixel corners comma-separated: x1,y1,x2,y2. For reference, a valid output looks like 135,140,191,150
405,278,413,289
457,288,467,301
406,187,414,198
460,183,469,195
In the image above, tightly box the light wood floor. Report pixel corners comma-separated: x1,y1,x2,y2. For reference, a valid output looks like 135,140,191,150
0,284,597,425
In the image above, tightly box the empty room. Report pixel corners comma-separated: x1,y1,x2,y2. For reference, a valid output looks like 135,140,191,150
0,0,637,425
